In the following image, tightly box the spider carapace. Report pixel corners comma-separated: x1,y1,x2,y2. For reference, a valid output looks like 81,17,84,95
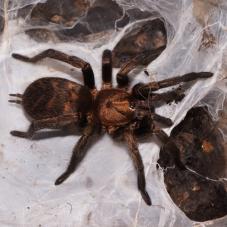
9,48,213,206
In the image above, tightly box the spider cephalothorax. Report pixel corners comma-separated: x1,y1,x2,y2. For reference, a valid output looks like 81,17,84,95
9,48,213,205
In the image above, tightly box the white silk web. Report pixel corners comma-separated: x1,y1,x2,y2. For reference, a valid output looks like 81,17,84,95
0,0,226,226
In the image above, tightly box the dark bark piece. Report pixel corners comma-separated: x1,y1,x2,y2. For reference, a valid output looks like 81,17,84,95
162,168,227,222
158,107,227,221
59,0,123,41
30,0,90,26
25,29,58,43
116,8,153,28
25,0,123,42
113,19,167,68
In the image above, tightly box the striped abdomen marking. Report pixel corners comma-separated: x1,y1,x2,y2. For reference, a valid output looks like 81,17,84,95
22,77,92,120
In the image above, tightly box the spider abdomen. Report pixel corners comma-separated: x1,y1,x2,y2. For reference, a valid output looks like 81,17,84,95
22,77,92,120
95,89,134,127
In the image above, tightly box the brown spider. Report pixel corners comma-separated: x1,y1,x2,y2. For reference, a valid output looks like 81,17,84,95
9,48,213,205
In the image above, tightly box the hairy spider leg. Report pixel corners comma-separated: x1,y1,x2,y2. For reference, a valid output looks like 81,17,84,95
55,123,94,185
150,88,185,104
12,49,96,90
116,46,166,88
102,49,112,89
10,114,79,138
124,128,152,206
133,85,185,103
133,72,213,98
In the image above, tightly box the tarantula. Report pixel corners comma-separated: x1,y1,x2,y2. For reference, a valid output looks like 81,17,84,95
9,48,213,205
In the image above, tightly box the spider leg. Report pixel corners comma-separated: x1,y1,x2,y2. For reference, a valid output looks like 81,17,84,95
133,72,213,98
10,114,79,138
116,56,137,88
102,49,112,89
153,127,186,170
150,87,185,104
55,124,94,185
124,129,151,206
12,49,95,90
116,47,166,88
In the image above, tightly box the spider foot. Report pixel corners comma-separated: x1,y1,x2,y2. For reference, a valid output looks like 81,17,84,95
198,72,213,78
55,173,69,185
141,190,152,206
12,53,30,62
10,130,30,138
